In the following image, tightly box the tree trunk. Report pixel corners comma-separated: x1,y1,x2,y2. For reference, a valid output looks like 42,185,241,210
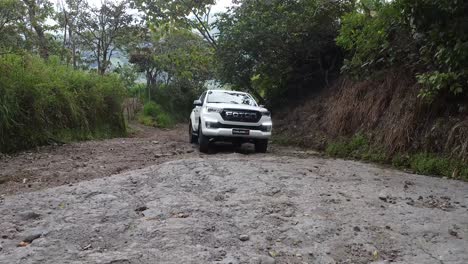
146,70,151,102
70,27,76,69
100,47,108,75
62,12,67,64
23,0,49,59
96,43,101,74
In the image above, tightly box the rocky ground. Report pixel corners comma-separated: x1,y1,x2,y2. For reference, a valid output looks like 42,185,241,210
0,124,467,263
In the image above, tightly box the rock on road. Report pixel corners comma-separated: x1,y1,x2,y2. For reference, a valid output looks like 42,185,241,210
1,154,467,264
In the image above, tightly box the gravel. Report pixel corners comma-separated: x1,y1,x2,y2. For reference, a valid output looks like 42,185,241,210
0,155,467,263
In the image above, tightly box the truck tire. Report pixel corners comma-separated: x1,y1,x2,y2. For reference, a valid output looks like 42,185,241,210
198,125,210,153
255,139,268,153
189,122,198,143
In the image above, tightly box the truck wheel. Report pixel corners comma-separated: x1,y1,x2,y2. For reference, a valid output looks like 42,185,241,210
189,122,198,143
198,125,210,153
255,139,268,153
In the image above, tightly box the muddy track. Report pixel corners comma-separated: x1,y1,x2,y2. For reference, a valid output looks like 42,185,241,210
0,124,467,263
0,123,197,196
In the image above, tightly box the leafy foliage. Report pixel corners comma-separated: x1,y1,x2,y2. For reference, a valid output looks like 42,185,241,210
336,1,402,77
216,0,349,105
0,54,126,152
133,0,217,47
74,0,134,74
403,0,468,99
0,0,25,52
130,27,214,121
139,101,174,128
337,0,468,99
325,133,386,162
0,0,55,57
114,63,139,90
408,153,468,180
326,134,468,179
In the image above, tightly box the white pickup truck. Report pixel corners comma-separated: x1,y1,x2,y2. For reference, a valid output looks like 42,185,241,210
189,90,273,153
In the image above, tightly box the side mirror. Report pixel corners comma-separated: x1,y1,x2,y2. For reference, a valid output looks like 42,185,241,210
193,99,202,106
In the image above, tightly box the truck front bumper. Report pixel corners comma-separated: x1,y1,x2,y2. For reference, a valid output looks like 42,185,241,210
202,127,271,139
200,113,272,140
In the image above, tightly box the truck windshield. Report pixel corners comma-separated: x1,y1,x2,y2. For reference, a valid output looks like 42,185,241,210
207,91,257,106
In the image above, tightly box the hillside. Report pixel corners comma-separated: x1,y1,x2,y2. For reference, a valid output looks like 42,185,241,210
275,70,468,179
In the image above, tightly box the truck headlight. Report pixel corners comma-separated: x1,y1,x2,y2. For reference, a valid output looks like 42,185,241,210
261,123,272,132
206,107,223,113
261,110,271,117
206,121,220,129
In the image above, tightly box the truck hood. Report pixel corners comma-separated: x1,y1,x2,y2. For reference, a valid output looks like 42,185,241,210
205,103,268,112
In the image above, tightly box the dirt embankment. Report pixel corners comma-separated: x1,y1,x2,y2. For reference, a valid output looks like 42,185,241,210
275,70,468,160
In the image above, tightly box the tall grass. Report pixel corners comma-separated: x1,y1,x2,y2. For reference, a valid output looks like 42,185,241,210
0,54,126,153
325,134,468,180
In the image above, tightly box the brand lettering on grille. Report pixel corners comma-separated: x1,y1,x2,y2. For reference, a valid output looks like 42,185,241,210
225,111,257,119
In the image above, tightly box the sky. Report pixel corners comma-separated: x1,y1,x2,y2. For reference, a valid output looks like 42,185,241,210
85,0,233,14
210,0,233,14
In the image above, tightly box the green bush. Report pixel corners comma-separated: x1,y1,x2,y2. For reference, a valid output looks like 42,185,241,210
326,140,351,158
391,153,411,168
138,114,157,127
0,54,126,153
155,111,173,128
326,134,371,158
362,146,388,163
409,153,468,179
337,0,468,99
336,1,399,78
410,153,449,176
143,101,162,118
139,101,174,128
150,83,202,122
325,134,468,179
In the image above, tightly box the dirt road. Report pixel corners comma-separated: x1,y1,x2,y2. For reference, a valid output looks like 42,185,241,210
0,124,467,263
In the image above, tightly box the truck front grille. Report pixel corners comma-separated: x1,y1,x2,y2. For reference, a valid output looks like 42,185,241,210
220,109,261,123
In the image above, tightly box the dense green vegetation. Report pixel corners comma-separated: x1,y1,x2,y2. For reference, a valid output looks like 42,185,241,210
1,0,217,150
0,54,126,152
129,27,214,127
1,0,466,180
325,134,468,180
212,0,467,104
337,0,468,100
138,102,174,128
210,0,466,178
216,0,347,105
0,0,136,152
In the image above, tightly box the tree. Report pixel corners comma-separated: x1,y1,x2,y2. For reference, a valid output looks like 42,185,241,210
129,48,160,100
133,0,217,48
216,0,348,105
75,0,133,74
56,0,87,68
401,0,468,99
22,0,54,59
129,26,215,117
153,28,214,87
336,0,468,100
0,0,25,52
115,63,138,89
